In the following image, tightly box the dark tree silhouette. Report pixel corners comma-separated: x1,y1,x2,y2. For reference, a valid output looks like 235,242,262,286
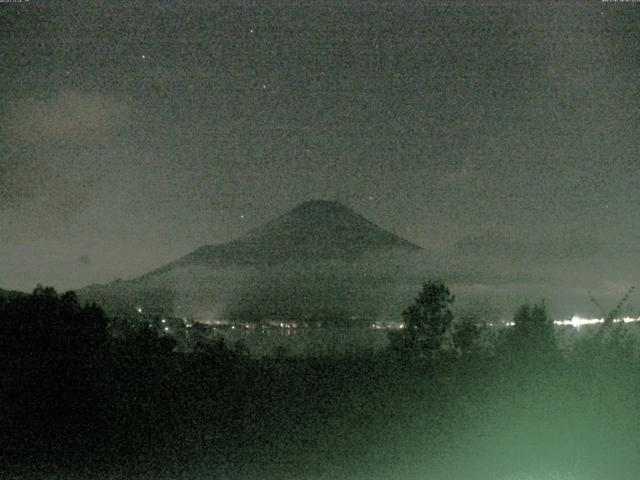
392,280,455,360
452,314,483,356
502,301,558,365
0,285,111,455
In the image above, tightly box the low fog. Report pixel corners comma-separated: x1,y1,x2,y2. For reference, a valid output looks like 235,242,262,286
78,242,640,326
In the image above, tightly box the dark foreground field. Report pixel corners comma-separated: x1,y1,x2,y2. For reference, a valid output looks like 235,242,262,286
2,288,640,480
3,348,640,480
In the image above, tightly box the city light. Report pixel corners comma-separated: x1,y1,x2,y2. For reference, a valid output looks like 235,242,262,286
370,317,640,331
554,316,640,329
555,316,603,329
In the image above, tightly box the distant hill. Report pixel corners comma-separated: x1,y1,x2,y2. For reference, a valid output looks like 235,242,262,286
78,200,423,321
0,288,26,301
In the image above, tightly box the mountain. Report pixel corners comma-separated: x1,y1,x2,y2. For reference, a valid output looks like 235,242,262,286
144,200,420,277
78,200,423,320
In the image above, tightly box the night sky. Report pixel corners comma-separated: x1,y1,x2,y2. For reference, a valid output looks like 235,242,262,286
2,1,640,315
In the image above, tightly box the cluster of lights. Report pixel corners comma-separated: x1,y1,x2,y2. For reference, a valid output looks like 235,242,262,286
371,322,405,330
135,307,199,333
279,322,297,329
555,315,640,329
371,317,640,331
134,305,639,333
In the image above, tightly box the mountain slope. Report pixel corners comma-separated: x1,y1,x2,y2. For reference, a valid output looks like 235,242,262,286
78,200,423,319
144,200,421,277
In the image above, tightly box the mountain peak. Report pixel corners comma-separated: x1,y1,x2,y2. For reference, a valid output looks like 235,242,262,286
252,200,368,234
145,200,421,276
291,199,350,212
243,200,415,250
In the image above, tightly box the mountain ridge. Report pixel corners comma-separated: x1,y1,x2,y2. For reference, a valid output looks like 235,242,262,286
140,200,421,279
77,200,423,319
